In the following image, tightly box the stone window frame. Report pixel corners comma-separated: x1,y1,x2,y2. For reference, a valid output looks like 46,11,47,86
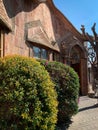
30,44,49,60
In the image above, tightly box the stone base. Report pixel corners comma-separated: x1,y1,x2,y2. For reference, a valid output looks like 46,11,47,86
88,92,95,98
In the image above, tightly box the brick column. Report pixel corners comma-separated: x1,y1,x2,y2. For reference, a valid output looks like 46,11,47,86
48,50,53,61
80,58,88,95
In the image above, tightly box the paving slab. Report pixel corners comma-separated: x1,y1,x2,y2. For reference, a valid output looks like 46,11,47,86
68,96,98,130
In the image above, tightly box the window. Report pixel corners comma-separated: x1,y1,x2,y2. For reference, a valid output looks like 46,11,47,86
41,49,48,59
33,46,48,60
33,46,41,58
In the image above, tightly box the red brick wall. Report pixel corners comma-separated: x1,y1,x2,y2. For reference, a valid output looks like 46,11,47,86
0,0,88,95
2,1,69,56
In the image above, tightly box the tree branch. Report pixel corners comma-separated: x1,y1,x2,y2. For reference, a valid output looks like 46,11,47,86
91,23,97,40
81,25,86,35
86,33,96,49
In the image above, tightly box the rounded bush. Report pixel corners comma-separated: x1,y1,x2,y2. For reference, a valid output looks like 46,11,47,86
0,55,58,130
38,60,80,124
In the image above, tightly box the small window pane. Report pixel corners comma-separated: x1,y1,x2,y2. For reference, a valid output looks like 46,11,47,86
41,49,48,59
33,46,41,58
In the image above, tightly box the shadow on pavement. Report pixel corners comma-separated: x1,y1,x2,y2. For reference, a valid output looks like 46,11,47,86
79,103,98,112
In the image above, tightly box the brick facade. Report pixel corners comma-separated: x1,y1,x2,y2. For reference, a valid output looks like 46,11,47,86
0,0,88,95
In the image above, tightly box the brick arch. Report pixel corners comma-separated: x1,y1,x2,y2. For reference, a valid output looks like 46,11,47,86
69,44,88,95
60,39,88,95
68,42,87,59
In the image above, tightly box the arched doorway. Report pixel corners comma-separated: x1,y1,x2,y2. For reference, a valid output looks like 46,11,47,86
70,46,82,95
69,45,88,95
60,39,88,95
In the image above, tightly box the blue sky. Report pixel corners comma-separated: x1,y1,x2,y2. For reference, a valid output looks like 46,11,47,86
53,0,98,35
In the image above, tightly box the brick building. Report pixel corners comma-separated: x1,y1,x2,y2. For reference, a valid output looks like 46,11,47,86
0,0,88,95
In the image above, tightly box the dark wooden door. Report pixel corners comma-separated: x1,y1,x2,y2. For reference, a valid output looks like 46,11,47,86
71,63,82,95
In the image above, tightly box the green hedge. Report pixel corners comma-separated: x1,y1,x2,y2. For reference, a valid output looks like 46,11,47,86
0,56,58,130
38,60,80,124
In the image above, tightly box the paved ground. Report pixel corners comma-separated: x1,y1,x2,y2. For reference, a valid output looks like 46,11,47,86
68,96,98,130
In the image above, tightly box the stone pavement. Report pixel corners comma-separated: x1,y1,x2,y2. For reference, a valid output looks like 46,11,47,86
67,96,98,130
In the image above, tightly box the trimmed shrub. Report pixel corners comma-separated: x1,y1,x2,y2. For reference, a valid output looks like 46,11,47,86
38,59,80,124
0,55,58,130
